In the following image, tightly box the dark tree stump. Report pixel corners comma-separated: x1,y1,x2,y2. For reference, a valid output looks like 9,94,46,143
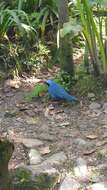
0,139,14,190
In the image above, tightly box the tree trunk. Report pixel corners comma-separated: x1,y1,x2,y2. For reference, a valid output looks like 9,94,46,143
0,140,14,190
58,0,74,76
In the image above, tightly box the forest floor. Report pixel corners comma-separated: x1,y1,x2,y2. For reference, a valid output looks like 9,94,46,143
1,72,107,189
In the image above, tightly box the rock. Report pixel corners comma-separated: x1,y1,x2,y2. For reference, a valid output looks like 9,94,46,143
4,79,21,89
59,174,81,190
73,138,95,152
93,109,102,114
22,138,43,148
24,163,58,176
103,109,107,114
74,157,89,181
102,103,107,113
103,103,107,110
101,114,107,124
48,104,55,110
38,133,56,142
89,182,107,190
74,138,86,146
44,152,67,166
29,149,42,165
89,102,101,110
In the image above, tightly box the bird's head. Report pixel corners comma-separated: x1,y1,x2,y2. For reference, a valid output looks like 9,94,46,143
44,79,53,86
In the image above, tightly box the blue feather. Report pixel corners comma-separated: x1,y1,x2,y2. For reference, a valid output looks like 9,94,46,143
46,80,78,102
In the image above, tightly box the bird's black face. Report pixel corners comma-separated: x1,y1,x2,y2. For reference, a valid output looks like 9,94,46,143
44,81,49,86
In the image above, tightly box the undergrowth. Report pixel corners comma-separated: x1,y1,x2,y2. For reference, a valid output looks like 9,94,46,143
54,71,76,91
74,74,103,98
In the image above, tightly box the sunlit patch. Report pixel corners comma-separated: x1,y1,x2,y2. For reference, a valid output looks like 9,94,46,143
91,182,107,190
74,164,88,178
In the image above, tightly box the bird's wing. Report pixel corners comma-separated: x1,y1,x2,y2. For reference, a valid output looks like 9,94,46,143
50,83,68,99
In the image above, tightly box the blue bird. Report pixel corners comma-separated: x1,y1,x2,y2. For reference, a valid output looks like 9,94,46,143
45,79,78,102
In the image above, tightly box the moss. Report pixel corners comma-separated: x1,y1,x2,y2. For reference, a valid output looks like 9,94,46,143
0,140,14,164
0,140,14,190
14,168,59,190
14,168,32,184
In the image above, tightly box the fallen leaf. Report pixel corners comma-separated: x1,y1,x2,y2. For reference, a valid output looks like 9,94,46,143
39,146,50,155
39,92,46,96
48,104,55,110
4,79,21,89
57,122,70,127
102,125,107,128
55,110,64,114
83,149,96,155
86,135,97,140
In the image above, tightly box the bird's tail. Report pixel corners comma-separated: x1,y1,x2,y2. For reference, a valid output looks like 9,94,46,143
67,94,78,102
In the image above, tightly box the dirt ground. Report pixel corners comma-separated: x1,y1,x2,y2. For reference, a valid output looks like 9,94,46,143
1,77,107,187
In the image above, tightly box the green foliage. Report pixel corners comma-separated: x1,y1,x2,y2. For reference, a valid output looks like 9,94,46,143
15,168,32,184
34,173,58,190
54,70,102,98
0,42,20,74
34,0,58,36
1,0,107,88
0,1,38,74
0,0,58,76
89,0,107,7
0,39,51,76
14,170,58,190
26,83,48,100
22,41,52,72
76,0,107,75
33,42,51,67
55,71,76,91
17,0,58,36
0,4,36,40
74,73,103,97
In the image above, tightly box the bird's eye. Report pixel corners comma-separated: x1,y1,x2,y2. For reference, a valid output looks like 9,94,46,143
44,81,49,86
